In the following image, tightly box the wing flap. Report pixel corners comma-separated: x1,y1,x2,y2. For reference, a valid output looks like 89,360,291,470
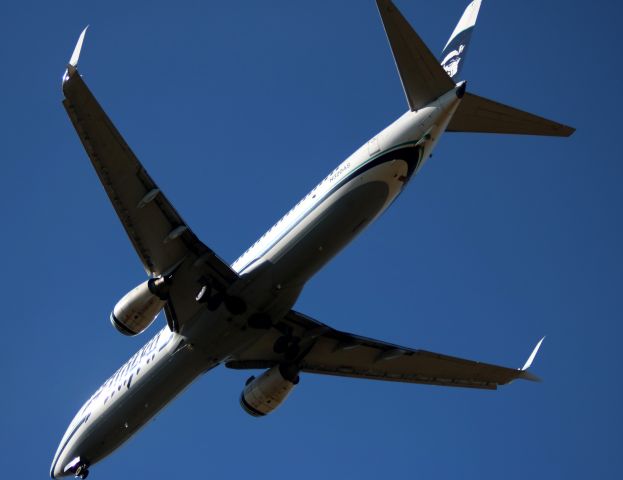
447,92,575,136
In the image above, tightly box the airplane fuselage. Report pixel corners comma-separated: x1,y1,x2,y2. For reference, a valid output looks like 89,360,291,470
51,86,463,478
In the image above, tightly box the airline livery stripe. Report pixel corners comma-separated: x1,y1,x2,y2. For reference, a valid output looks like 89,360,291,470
236,142,423,274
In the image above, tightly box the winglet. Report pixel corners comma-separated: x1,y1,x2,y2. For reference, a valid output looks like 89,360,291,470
521,336,545,371
63,26,88,83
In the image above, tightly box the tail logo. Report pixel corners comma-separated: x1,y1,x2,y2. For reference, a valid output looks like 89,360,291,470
439,0,482,80
441,44,465,78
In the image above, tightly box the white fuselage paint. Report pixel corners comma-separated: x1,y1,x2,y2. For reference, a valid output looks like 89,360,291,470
50,87,462,478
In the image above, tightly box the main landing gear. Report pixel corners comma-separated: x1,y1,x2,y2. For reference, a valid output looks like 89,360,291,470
196,283,247,315
248,312,272,329
273,335,300,361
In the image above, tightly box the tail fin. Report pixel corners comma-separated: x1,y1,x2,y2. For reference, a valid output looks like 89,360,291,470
376,0,575,136
377,0,454,111
439,1,574,137
440,0,482,80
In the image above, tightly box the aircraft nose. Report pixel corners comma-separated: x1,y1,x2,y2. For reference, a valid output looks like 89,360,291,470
50,458,65,478
50,447,70,479
50,451,81,479
50,443,63,478
50,426,80,478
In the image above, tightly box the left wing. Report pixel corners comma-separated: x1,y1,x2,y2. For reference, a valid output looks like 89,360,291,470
227,310,544,390
62,28,239,331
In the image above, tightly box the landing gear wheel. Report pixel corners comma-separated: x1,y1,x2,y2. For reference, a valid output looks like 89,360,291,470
74,464,89,479
273,336,290,354
224,296,247,315
284,343,300,361
206,292,223,311
248,313,272,329
273,336,300,357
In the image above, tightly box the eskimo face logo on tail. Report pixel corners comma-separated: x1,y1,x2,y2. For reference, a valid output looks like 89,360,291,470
441,44,465,78
439,0,482,81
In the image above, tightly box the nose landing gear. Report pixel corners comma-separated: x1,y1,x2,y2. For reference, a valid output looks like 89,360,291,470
64,457,90,479
74,464,89,479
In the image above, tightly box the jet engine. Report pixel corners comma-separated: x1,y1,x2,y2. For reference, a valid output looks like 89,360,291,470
110,278,168,336
240,364,299,417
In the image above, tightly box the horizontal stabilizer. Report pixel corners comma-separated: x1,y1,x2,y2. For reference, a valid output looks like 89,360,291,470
377,0,454,110
448,92,575,136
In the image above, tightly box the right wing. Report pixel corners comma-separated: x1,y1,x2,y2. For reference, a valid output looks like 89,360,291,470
447,92,575,137
228,310,544,390
62,28,238,330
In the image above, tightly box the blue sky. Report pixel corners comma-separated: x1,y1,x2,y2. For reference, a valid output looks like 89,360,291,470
1,0,622,478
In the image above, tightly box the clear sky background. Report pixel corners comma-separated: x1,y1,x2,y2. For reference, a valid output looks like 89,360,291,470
1,0,622,478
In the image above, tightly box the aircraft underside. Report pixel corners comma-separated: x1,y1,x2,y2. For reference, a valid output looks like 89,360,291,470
51,0,572,477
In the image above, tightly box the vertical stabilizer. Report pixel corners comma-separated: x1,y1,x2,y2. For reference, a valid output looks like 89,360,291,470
440,0,482,80
377,0,454,111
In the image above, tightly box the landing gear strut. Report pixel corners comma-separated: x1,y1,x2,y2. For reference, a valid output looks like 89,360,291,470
64,457,90,479
273,335,300,360
196,284,247,315
74,464,89,479
248,313,272,329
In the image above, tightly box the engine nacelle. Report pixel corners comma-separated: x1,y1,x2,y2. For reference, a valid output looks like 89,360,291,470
110,278,168,336
240,364,299,417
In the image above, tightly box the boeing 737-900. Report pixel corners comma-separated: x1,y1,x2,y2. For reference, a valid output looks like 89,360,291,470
51,1,574,477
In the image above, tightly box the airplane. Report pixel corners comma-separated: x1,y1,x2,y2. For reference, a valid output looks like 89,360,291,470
51,0,574,478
